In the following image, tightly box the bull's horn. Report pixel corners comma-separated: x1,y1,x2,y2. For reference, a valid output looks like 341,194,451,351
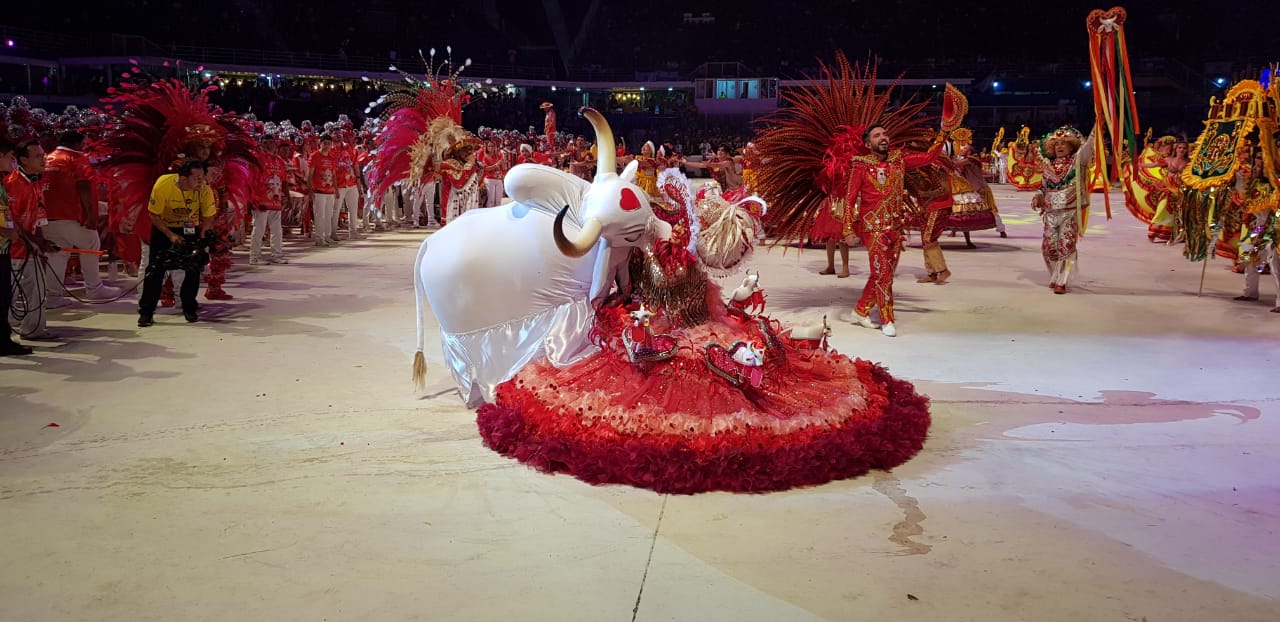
580,107,615,180
553,206,603,257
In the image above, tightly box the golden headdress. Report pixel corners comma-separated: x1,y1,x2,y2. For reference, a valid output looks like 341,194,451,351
366,47,483,195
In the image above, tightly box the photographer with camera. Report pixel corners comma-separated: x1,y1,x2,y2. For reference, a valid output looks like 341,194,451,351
137,160,216,327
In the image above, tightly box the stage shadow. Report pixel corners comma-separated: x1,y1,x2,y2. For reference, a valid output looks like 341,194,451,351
2,332,192,383
765,284,928,315
191,292,390,339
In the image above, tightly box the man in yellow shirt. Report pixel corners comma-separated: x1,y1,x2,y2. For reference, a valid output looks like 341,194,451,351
138,160,215,327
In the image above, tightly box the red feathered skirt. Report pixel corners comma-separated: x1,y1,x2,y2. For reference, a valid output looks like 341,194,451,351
476,310,931,494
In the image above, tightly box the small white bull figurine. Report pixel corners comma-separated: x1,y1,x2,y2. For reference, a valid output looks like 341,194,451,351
728,340,766,388
730,340,766,367
628,303,655,343
727,270,766,315
787,315,831,351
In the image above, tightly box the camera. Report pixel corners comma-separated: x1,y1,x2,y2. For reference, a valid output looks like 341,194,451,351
151,231,216,273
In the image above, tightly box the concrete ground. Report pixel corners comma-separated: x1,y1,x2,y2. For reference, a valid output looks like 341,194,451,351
1,186,1276,621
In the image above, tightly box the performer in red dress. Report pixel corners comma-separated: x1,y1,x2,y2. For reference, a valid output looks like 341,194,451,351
477,140,506,207
454,107,932,493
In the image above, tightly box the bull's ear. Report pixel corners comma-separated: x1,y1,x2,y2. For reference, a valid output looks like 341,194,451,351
505,163,590,217
621,159,639,183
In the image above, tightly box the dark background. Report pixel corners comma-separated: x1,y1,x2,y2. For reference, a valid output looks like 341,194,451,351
8,1,1278,76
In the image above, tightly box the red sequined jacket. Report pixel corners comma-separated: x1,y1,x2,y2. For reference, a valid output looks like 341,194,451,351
843,137,946,232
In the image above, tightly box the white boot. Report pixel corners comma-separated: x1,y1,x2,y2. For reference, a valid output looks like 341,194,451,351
852,310,880,329
881,322,897,338
85,283,123,300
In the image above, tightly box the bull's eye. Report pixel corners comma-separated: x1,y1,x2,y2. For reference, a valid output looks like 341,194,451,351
619,187,642,211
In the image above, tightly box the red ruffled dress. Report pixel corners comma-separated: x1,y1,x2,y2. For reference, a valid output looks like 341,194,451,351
808,196,848,243
476,237,931,493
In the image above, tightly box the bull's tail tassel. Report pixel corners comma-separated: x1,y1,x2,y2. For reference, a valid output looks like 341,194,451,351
412,350,427,390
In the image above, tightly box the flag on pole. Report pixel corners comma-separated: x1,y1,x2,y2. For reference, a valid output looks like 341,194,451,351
1087,6,1142,219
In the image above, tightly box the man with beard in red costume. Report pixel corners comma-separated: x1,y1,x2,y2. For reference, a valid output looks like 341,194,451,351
844,125,947,338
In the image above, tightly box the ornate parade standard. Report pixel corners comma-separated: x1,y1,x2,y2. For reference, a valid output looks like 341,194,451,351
1087,6,1141,220
1179,79,1280,267
409,103,931,493
1006,127,1044,190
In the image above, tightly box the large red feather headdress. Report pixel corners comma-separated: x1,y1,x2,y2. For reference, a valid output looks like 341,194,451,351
94,64,260,223
751,52,937,245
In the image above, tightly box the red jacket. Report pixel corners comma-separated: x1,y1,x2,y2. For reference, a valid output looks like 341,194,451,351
2,168,50,260
42,147,95,224
843,139,945,232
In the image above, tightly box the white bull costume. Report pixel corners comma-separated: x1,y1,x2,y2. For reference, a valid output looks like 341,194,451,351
412,109,672,406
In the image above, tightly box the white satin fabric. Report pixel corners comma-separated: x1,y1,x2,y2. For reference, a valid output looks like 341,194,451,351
419,164,602,406
440,299,598,407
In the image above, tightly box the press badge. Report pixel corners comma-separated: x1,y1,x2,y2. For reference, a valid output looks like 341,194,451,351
183,221,196,236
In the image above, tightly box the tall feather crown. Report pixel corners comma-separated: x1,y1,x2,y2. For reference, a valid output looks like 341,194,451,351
365,47,487,196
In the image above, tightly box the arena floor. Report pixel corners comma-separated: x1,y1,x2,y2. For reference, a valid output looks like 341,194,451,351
1,186,1276,621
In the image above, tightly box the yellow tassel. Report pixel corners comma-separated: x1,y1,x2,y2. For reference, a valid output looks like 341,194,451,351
412,350,427,390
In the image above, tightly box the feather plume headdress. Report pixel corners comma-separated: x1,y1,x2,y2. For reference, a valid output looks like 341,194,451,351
751,52,934,245
366,47,485,197
94,64,261,221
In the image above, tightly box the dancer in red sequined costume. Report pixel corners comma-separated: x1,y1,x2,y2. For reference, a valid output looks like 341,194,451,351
753,53,961,338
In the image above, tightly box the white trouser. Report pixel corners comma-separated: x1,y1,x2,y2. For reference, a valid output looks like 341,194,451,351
1243,246,1280,305
250,209,284,259
379,188,399,225
407,181,439,227
484,178,504,207
994,213,1007,233
313,193,336,243
9,258,46,336
42,219,105,297
335,185,359,237
360,190,377,229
